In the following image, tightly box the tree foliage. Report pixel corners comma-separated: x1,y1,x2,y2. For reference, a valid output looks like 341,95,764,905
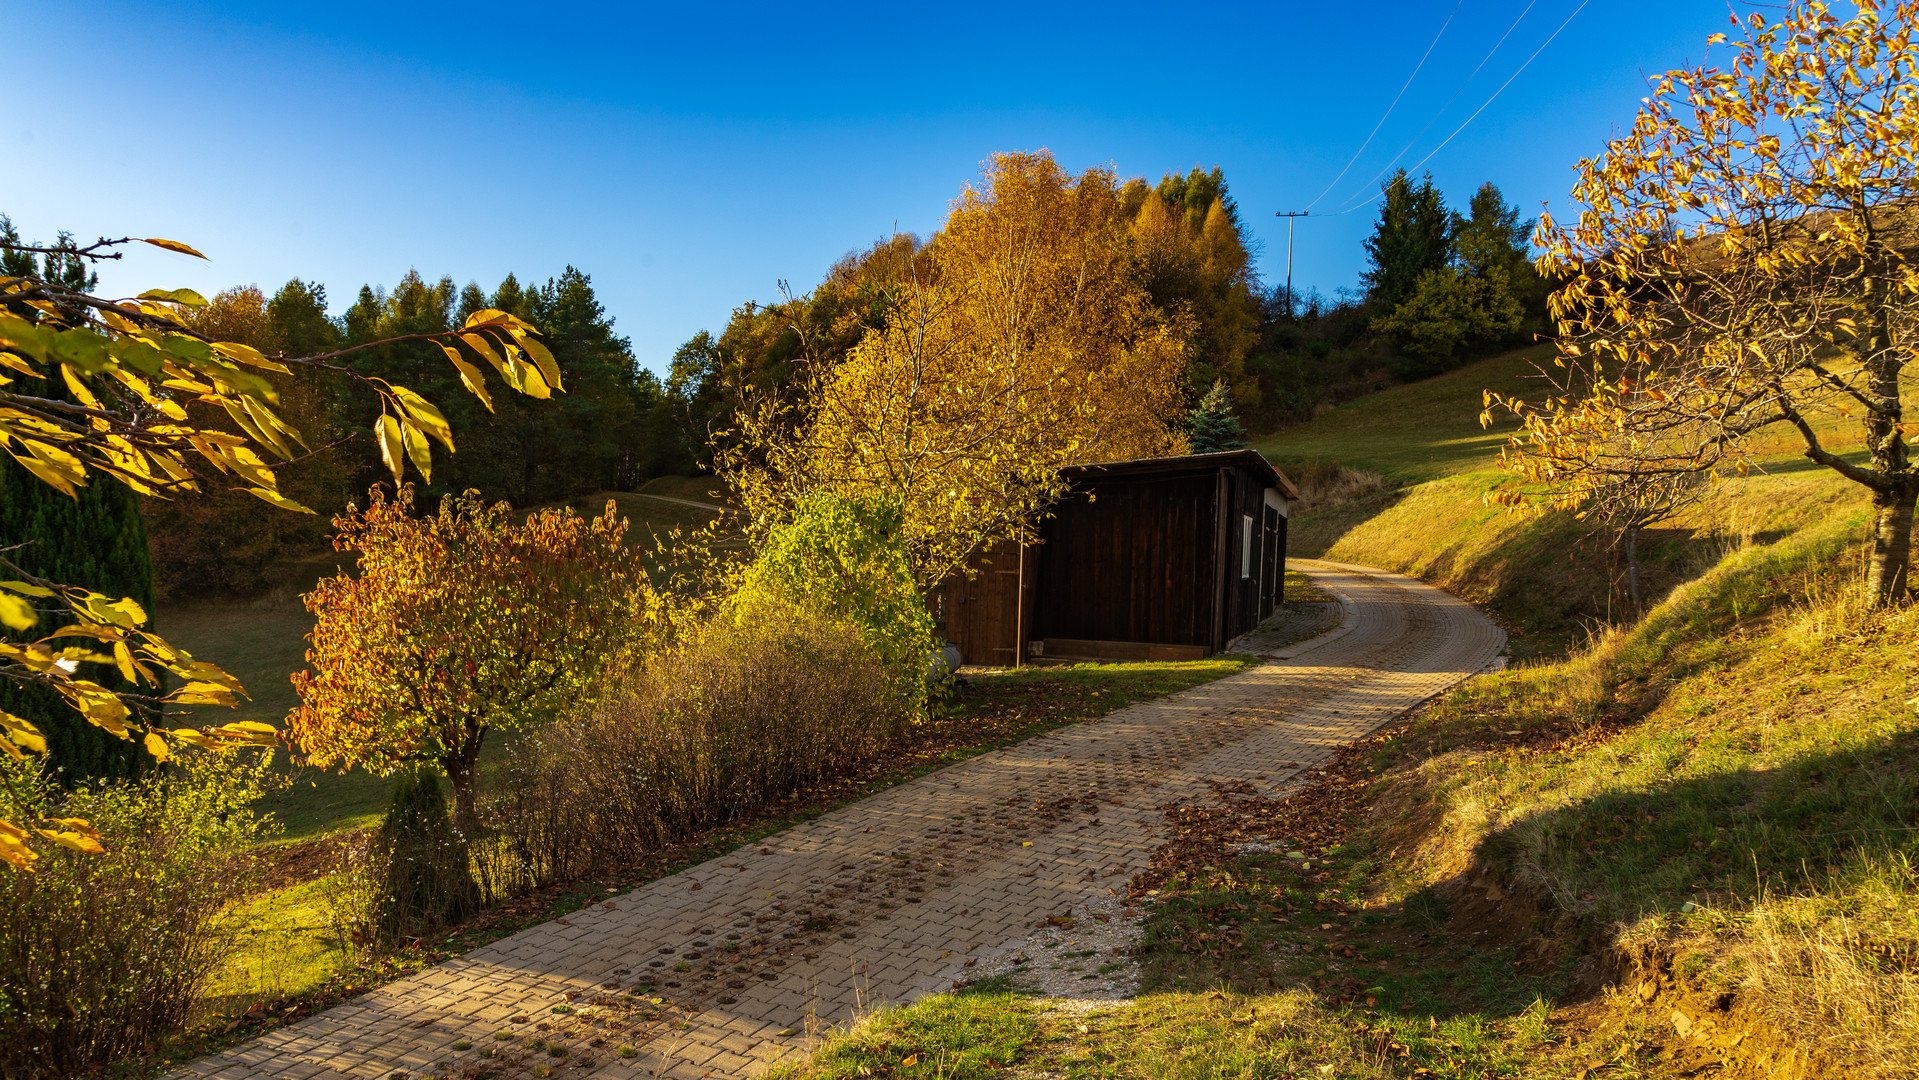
1370,179,1539,377
731,491,936,719
669,235,923,472
0,218,158,785
0,230,561,867
1186,379,1248,454
1363,170,1455,313
1124,167,1263,407
1489,0,1919,607
140,282,351,598
722,152,1190,588
288,487,641,829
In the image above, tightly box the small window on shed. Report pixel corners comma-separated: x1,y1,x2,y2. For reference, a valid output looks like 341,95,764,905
1241,514,1254,578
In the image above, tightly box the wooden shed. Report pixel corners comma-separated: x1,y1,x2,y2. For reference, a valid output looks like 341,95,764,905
936,449,1298,666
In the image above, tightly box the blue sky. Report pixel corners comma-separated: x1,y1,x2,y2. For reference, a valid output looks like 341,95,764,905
6,0,1734,373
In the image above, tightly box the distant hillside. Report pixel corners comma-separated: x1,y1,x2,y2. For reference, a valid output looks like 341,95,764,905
1254,344,1871,653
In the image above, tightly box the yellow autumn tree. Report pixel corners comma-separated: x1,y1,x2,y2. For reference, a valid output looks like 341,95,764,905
724,151,1190,587
1490,0,1919,607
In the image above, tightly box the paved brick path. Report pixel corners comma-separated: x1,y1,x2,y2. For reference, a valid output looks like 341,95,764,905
173,560,1504,1080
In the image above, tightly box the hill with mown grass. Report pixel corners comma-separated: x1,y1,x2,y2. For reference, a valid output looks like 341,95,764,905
776,347,1914,1080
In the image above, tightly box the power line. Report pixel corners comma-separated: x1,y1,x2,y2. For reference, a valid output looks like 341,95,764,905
1301,0,1465,212
1340,0,1596,216
1334,0,1542,212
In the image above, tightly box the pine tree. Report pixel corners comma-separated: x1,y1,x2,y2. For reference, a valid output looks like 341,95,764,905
0,215,154,784
1186,380,1247,454
1362,170,1454,312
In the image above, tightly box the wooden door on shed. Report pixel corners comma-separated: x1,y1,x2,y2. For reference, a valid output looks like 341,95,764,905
938,540,1023,666
1264,506,1283,615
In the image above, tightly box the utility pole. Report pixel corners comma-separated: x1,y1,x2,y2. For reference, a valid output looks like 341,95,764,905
1274,211,1308,320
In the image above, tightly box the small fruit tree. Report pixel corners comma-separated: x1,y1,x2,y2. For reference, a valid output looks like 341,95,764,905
289,487,642,831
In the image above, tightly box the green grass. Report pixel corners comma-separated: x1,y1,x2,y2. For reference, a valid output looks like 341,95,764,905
1252,344,1550,485
1283,569,1335,604
768,978,1036,1080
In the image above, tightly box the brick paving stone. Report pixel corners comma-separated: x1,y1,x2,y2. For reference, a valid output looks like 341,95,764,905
167,560,1501,1080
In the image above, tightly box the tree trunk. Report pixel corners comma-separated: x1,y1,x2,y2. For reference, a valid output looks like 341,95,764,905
1624,523,1643,620
1868,486,1917,607
439,723,487,836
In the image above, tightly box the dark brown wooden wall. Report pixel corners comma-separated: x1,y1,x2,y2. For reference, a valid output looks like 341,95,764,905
935,461,1288,664
936,540,1023,666
1033,472,1219,647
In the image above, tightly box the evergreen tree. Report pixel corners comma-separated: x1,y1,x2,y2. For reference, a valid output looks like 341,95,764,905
521,267,640,498
1362,170,1454,312
1454,181,1533,279
0,215,153,783
1186,379,1247,454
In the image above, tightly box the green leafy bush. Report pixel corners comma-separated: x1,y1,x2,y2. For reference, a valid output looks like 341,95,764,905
0,749,277,1078
731,491,936,719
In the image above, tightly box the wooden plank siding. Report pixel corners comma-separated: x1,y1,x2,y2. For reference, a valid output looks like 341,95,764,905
934,450,1297,667
1034,472,1219,648
935,540,1023,666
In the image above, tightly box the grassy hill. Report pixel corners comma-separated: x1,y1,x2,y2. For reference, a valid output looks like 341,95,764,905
775,349,1914,1079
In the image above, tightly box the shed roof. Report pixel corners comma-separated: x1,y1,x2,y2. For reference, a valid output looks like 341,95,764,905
1061,449,1300,501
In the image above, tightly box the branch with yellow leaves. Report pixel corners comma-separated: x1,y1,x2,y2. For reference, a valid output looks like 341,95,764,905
0,232,573,868
0,553,276,870
0,236,563,508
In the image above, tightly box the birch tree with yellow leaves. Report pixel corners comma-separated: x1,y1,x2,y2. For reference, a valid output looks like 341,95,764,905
724,151,1191,588
0,233,563,867
1489,1,1919,607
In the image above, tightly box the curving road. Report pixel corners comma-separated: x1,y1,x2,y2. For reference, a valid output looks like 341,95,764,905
171,560,1505,1080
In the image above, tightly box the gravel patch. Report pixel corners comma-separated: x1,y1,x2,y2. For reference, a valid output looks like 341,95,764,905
968,892,1145,1000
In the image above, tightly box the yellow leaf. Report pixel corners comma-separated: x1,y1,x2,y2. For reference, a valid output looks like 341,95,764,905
36,827,105,854
0,592,37,632
136,287,209,308
0,822,39,870
516,332,563,392
213,340,291,374
206,720,277,746
143,731,170,761
458,332,504,368
112,640,138,684
244,487,315,513
392,387,454,451
9,441,86,495
0,580,57,598
402,420,432,483
375,414,406,482
139,238,208,259
0,711,45,754
901,1055,919,1068
439,345,494,412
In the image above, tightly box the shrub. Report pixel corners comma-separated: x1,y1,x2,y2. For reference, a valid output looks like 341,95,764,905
477,602,894,892
0,749,277,1078
367,766,480,949
730,491,937,720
